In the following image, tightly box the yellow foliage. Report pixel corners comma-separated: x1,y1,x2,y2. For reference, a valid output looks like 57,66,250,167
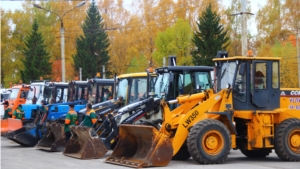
259,42,299,88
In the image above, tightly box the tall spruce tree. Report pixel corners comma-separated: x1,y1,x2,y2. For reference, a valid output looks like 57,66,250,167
192,4,230,66
73,0,110,79
20,18,51,83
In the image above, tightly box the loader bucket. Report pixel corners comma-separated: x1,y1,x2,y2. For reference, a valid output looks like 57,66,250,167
105,124,173,168
1,118,23,135
63,125,108,159
5,124,40,147
36,122,65,152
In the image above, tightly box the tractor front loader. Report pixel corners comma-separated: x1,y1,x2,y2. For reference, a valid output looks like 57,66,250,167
5,79,112,148
4,100,85,147
106,52,300,168
62,99,123,158
35,78,114,151
62,72,158,159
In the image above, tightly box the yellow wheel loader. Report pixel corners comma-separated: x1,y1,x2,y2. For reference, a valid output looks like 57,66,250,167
63,57,215,160
106,52,300,168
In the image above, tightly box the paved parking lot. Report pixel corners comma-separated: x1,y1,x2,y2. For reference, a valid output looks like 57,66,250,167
1,137,299,169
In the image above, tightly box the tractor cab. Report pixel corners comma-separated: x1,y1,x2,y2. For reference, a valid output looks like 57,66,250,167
154,66,213,111
214,52,281,110
90,78,114,104
44,82,69,104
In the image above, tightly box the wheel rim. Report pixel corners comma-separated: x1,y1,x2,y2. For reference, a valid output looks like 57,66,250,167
202,130,224,155
288,129,300,154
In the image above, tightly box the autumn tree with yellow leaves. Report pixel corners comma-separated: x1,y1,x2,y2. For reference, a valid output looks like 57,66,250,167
1,0,300,88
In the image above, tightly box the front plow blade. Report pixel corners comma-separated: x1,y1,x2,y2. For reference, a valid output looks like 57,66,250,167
5,124,39,147
105,124,173,168
1,119,8,135
1,118,23,135
63,126,108,159
36,122,65,152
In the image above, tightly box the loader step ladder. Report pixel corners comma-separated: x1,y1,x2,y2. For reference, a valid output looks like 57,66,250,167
262,114,274,147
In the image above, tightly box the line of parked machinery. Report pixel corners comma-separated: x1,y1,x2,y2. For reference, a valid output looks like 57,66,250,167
1,52,300,168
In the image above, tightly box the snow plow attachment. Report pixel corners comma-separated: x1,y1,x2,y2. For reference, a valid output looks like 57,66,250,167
35,122,65,152
1,119,8,135
63,125,108,159
1,118,23,135
4,123,40,147
105,124,173,168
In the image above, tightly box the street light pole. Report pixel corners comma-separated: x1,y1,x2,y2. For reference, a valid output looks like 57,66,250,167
230,1,254,56
60,26,65,82
33,2,86,82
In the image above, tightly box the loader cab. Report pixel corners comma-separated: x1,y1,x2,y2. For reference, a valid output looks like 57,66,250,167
90,78,114,104
215,56,280,110
154,66,213,109
67,81,91,103
115,73,157,106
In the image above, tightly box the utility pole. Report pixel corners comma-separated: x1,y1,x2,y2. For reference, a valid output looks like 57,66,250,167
230,0,254,56
33,2,86,82
241,0,247,56
79,67,82,81
61,27,65,81
297,32,300,87
102,65,105,79
163,57,166,67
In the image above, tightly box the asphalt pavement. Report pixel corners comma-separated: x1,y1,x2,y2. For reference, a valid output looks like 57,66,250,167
1,137,299,169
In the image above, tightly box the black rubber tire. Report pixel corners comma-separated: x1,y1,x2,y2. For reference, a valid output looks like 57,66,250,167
187,119,231,164
274,118,300,161
240,148,271,158
172,145,191,160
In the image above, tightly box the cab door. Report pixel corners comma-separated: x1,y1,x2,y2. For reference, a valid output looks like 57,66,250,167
252,61,269,108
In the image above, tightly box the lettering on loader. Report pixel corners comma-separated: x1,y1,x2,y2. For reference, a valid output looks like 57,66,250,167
291,91,300,95
182,110,199,128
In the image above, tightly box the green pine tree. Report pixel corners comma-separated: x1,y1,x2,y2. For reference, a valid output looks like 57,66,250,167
192,4,230,66
20,18,52,83
73,0,110,79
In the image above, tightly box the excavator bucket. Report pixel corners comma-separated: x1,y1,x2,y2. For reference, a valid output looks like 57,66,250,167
105,124,173,168
63,125,108,159
1,118,23,135
35,122,65,152
5,123,40,147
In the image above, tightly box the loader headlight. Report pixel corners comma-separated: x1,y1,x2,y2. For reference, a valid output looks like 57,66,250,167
226,83,231,89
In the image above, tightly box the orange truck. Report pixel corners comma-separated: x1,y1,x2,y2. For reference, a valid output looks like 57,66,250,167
1,84,30,135
8,84,30,112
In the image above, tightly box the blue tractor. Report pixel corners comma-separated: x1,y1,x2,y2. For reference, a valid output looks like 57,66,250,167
4,78,114,148
22,81,69,121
